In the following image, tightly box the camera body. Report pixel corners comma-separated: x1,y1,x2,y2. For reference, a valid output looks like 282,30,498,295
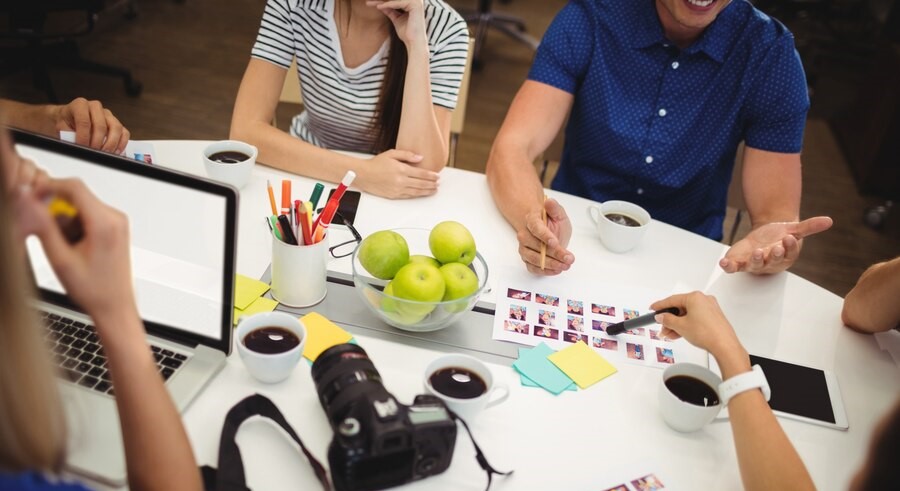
311,344,457,491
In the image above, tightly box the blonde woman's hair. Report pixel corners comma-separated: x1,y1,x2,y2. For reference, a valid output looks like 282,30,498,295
0,141,68,473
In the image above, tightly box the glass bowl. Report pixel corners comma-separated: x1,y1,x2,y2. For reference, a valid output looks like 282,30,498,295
351,228,489,332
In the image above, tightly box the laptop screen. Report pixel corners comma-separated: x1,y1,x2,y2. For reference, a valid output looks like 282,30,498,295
14,131,236,350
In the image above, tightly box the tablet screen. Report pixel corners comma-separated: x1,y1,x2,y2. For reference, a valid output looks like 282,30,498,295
750,355,836,423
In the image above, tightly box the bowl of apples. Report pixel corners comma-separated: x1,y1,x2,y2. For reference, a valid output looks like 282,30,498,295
351,222,489,332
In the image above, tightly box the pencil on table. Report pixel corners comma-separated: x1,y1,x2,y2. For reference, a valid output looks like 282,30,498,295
540,195,547,271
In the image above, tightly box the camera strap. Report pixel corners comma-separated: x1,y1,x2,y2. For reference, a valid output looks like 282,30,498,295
199,394,331,491
449,411,514,491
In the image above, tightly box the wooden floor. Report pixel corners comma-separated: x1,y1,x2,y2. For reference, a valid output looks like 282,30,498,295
1,0,897,297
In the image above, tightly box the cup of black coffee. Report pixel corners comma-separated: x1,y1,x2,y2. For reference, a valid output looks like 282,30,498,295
659,362,723,432
587,200,651,253
423,354,509,422
236,311,307,383
202,140,257,189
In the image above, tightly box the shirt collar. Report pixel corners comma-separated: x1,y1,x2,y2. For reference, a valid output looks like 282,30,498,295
629,0,747,63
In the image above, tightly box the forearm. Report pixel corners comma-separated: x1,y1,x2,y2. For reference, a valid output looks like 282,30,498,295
743,147,801,227
0,99,59,137
95,308,201,491
230,118,363,185
485,139,545,233
715,346,815,491
395,41,447,170
842,257,900,333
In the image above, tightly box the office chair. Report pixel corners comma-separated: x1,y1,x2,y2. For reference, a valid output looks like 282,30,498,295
456,0,539,69
0,0,143,103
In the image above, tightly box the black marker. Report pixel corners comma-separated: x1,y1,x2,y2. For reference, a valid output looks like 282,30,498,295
605,307,680,336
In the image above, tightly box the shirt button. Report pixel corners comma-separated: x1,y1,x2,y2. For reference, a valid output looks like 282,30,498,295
645,156,654,164
637,188,644,195
672,61,679,69
658,109,667,117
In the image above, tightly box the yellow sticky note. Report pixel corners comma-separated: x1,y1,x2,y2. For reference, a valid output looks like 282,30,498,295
234,274,270,310
301,312,353,362
547,341,617,389
233,296,278,326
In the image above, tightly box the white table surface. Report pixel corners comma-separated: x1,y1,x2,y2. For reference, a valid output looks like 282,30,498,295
109,141,900,490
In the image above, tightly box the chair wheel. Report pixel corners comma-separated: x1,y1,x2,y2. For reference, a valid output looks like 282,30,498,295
125,80,143,97
864,201,893,230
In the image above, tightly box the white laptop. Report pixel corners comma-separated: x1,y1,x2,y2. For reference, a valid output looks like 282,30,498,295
12,129,238,486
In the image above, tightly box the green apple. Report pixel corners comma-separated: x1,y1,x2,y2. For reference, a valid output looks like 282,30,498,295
439,262,479,313
391,262,445,319
429,221,477,265
381,281,428,325
381,281,398,313
409,254,442,269
358,230,409,280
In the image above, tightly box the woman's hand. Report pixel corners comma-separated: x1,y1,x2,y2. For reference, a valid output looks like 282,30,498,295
650,292,746,362
357,149,439,199
367,0,427,47
54,97,130,154
14,177,139,332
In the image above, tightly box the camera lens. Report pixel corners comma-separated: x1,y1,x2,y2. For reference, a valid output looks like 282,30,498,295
311,344,389,426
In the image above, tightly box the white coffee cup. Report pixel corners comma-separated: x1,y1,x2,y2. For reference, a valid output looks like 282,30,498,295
236,311,307,384
659,362,723,432
587,200,651,253
423,354,509,422
202,140,257,189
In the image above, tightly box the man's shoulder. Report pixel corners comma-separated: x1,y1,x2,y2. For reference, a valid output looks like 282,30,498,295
739,1,796,48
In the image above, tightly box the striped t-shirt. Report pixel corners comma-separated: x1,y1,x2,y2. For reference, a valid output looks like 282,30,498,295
251,0,469,153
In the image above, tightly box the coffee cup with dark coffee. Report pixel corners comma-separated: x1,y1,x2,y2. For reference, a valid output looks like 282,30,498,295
202,140,257,189
659,362,723,432
236,311,307,383
423,354,509,422
587,200,651,253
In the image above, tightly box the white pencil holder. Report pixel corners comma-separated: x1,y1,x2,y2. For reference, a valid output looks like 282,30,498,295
270,234,328,308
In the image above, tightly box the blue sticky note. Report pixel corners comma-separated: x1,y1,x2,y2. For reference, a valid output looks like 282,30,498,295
519,371,577,392
513,343,576,395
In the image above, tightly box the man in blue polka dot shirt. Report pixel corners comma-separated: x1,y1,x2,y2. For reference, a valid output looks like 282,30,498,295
486,0,833,276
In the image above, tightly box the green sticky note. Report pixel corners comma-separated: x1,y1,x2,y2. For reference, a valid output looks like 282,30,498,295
512,343,576,395
233,296,278,326
548,341,617,389
234,274,271,310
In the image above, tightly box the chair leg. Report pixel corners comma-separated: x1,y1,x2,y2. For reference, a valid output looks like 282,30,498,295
48,42,143,97
448,133,459,168
729,210,744,245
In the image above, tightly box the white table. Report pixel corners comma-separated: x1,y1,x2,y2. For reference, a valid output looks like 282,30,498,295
138,141,898,490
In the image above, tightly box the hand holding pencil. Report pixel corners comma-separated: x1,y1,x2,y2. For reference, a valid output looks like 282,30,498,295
519,196,575,276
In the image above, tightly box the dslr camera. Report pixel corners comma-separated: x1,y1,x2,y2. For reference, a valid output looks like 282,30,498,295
311,344,457,491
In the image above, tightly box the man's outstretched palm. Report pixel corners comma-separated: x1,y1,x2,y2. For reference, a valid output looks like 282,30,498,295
720,216,833,274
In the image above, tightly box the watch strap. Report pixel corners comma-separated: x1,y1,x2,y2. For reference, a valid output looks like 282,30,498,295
718,364,771,406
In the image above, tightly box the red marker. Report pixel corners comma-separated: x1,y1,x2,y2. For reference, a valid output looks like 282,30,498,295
281,180,292,225
312,170,356,243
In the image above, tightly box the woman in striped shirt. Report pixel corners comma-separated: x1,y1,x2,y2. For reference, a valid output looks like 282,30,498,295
231,0,469,199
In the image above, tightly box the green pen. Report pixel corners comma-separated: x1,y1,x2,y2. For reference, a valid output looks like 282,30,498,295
309,182,325,211
268,215,283,241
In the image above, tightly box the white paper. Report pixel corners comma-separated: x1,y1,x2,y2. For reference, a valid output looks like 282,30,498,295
491,270,707,369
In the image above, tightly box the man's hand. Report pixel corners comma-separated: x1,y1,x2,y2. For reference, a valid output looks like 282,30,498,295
719,216,833,274
517,197,574,275
54,97,130,154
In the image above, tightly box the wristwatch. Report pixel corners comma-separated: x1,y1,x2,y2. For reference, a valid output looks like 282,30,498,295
718,364,771,407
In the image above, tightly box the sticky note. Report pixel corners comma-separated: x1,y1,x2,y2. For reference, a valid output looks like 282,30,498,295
512,343,576,395
233,296,278,326
234,274,271,310
520,372,577,392
301,312,353,362
548,341,617,389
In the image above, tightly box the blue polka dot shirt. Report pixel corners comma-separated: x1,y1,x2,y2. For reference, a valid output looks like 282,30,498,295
528,0,810,240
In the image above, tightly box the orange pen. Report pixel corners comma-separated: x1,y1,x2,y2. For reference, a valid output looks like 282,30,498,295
266,180,278,216
281,180,292,224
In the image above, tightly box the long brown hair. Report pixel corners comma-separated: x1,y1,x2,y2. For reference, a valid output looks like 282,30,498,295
372,29,407,153
0,130,68,473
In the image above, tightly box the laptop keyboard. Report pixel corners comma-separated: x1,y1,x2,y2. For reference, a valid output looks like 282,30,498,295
41,311,188,396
